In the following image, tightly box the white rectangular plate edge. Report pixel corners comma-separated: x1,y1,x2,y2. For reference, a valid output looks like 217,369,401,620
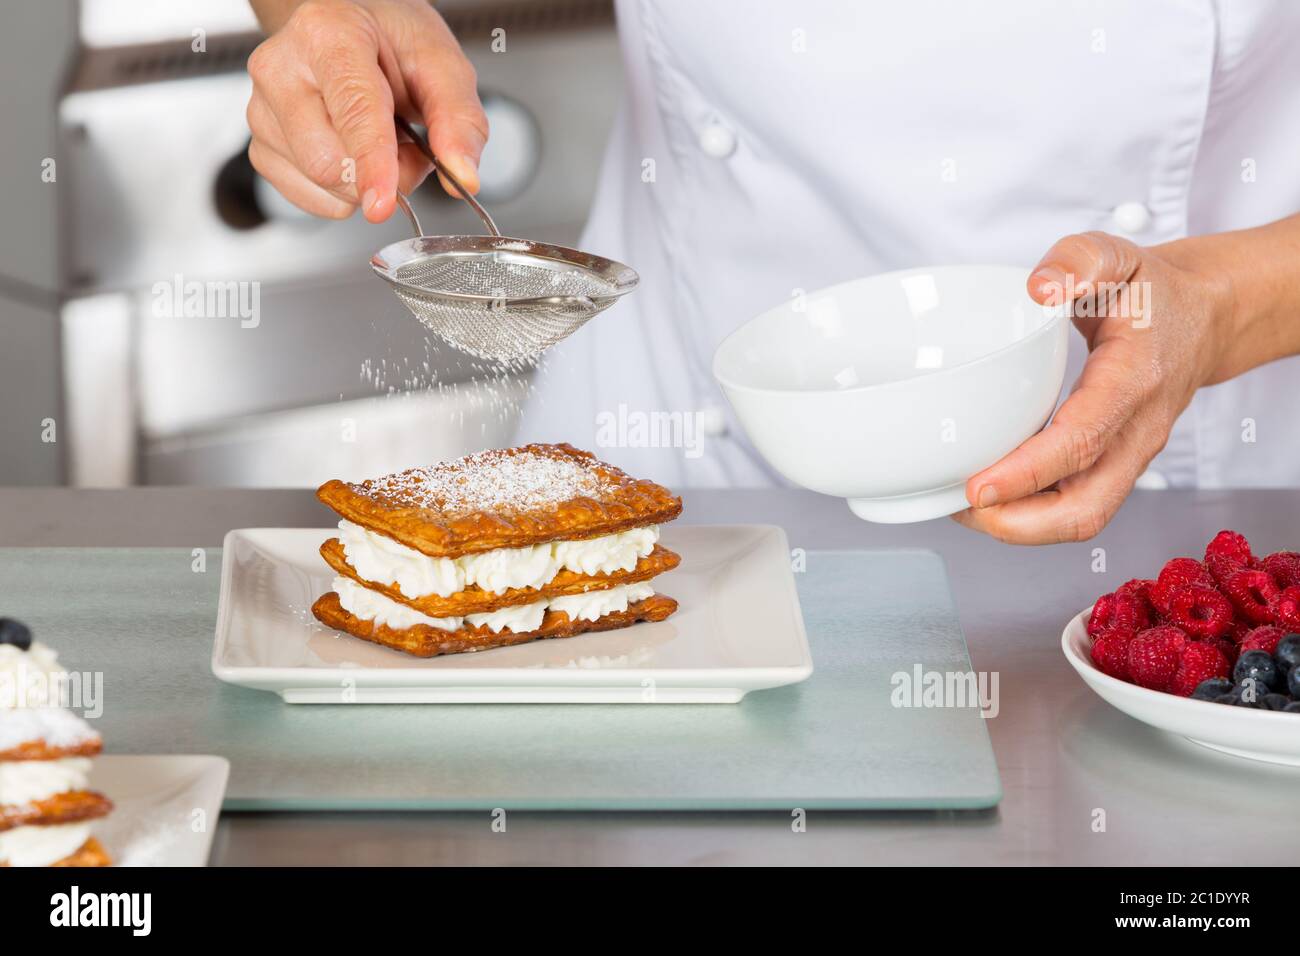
88,754,230,867
213,524,812,704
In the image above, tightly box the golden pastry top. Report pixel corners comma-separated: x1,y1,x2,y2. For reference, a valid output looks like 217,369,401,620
316,443,682,558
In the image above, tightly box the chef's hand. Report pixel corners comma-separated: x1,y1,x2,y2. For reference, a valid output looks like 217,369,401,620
245,0,487,222
953,230,1237,544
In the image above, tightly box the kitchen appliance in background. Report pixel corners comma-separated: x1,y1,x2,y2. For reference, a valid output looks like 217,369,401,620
26,0,622,487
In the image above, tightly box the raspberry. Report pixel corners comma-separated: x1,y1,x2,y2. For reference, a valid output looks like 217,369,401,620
1149,583,1176,617
1087,593,1116,637
1165,585,1235,639
1262,552,1300,589
1116,579,1156,622
1117,577,1154,600
1158,558,1213,590
1092,582,1154,634
1205,552,1244,585
1169,641,1231,697
1126,625,1187,691
1198,636,1239,668
1205,529,1254,568
1222,569,1281,625
1152,559,1213,615
1228,620,1252,644
1269,586,1300,630
1114,592,1152,630
1087,591,1149,635
1090,628,1134,681
1240,625,1286,657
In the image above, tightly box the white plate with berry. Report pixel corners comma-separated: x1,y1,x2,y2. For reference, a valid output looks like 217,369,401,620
1061,531,1300,767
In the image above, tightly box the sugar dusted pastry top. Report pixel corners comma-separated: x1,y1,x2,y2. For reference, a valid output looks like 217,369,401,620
369,446,614,513
317,444,682,558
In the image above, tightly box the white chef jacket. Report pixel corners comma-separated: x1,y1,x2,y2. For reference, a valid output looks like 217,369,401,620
518,0,1300,492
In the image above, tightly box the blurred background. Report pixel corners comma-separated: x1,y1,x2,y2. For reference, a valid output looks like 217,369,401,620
0,0,619,486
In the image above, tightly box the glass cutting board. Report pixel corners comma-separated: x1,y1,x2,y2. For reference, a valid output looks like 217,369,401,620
0,547,1001,810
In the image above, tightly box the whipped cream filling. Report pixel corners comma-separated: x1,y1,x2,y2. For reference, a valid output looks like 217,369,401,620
0,821,91,867
467,600,545,635
549,585,654,623
334,576,462,632
338,520,659,599
0,757,91,806
334,576,655,636
0,641,66,709
0,708,99,755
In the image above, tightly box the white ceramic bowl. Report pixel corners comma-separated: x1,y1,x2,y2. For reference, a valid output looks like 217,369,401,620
713,265,1069,523
1062,608,1300,766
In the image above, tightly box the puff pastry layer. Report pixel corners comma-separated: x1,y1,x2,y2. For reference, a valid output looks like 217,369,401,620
0,738,102,762
312,590,678,657
49,836,112,868
0,790,114,833
317,443,682,559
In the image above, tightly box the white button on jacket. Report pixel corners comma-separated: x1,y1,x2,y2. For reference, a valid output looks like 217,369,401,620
1111,201,1152,235
519,0,1300,494
697,121,737,159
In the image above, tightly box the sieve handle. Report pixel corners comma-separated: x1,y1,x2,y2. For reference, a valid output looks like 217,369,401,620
395,114,500,237
395,192,422,236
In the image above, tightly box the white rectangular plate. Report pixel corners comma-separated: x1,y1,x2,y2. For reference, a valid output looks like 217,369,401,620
89,755,229,866
212,524,812,704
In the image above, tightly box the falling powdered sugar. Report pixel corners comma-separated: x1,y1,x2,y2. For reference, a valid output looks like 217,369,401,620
360,448,614,515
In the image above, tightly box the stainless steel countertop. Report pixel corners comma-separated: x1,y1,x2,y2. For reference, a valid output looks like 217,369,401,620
3,486,1297,865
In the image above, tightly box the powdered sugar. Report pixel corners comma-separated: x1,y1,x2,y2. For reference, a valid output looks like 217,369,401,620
109,818,176,867
359,447,613,515
490,239,533,252
0,709,100,754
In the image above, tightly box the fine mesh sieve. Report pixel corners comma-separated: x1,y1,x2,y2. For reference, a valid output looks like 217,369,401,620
371,117,639,365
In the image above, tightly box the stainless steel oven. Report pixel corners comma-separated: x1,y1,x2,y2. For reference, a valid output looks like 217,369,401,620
0,0,622,486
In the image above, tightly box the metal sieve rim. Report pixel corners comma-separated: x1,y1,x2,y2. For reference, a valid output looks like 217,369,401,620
370,234,639,307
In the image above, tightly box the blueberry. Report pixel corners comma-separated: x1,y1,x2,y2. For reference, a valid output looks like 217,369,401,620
1232,678,1268,705
1213,692,1239,706
1275,634,1300,672
0,618,32,651
1262,693,1291,711
1234,650,1281,692
1285,702,1300,714
1191,677,1234,701
1288,665,1300,700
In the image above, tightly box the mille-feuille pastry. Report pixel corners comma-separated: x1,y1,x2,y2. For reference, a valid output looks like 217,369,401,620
0,709,113,867
312,443,682,657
